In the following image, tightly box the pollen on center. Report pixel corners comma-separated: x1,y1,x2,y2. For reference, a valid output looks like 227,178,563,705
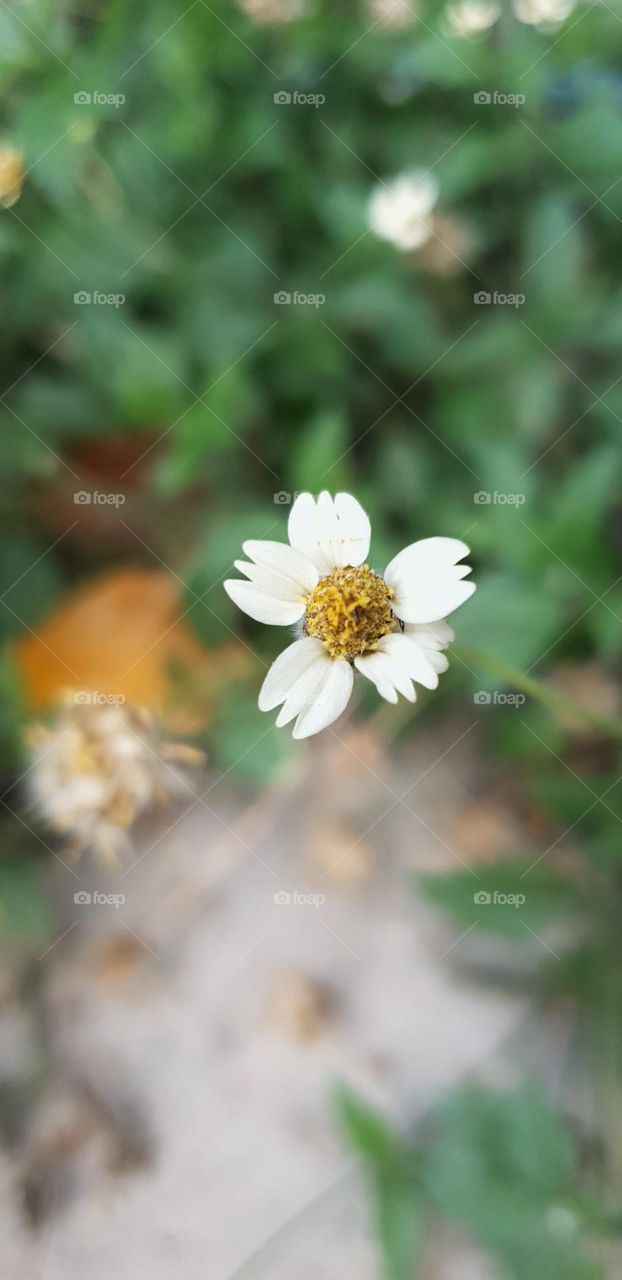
304,565,395,660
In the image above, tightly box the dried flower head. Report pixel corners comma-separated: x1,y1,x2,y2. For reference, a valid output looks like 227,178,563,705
26,698,204,866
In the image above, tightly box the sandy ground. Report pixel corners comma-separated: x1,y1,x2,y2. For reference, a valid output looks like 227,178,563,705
0,715,527,1280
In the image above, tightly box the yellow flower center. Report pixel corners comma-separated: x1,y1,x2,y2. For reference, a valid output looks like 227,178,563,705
304,565,395,660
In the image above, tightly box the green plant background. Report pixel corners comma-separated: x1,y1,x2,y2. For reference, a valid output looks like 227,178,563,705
1,0,622,1274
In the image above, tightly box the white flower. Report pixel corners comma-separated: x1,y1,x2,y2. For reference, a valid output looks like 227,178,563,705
368,171,439,252
512,0,575,24
444,0,499,36
367,0,416,29
236,0,306,21
224,492,475,739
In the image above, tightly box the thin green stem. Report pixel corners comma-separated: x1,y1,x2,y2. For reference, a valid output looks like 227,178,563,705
455,647,622,741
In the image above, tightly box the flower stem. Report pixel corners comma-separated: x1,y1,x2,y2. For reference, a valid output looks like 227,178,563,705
454,647,622,741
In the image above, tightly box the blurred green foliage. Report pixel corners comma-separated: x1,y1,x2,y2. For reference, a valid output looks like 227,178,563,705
2,0,622,1272
0,0,620,724
340,1081,611,1279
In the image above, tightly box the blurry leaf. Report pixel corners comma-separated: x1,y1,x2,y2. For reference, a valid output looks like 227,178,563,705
376,1169,423,1280
542,446,619,572
0,648,26,769
523,195,586,316
337,1085,397,1163
338,1087,423,1280
0,533,64,642
0,857,53,947
424,1084,601,1280
455,574,565,673
291,408,347,492
419,858,582,938
210,684,292,782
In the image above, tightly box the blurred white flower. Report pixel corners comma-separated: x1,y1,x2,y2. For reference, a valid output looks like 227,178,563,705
27,700,203,865
367,0,416,28
236,0,306,21
224,492,475,739
512,0,576,25
368,171,439,252
444,0,500,36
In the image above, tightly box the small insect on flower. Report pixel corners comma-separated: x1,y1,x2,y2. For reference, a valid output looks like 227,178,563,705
224,492,476,739
26,699,204,867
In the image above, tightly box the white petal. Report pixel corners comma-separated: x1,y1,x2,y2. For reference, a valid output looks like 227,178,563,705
258,637,327,712
384,537,475,624
276,656,333,728
242,540,319,593
354,654,400,704
408,619,455,648
376,632,439,690
355,649,416,702
292,659,354,739
233,560,309,601
288,491,371,574
224,579,305,626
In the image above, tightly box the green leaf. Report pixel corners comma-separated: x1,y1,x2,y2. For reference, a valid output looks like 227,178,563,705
424,1084,601,1280
455,573,565,674
419,858,582,939
0,857,53,947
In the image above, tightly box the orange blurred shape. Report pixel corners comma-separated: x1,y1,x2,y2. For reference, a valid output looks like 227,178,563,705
15,567,247,731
